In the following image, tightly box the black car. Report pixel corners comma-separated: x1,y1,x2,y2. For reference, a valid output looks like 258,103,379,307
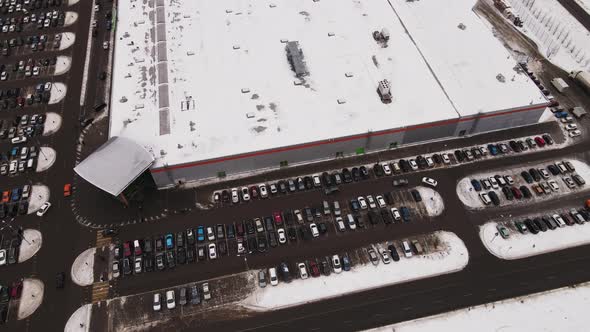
373,163,384,177
542,134,554,145
342,168,353,183
166,251,176,268
17,201,28,215
542,216,557,230
144,255,154,272
264,216,274,231
218,241,228,256
454,150,465,162
502,187,514,200
359,166,369,179
388,244,400,261
488,191,500,206
221,190,230,202
287,228,297,242
471,179,482,191
248,236,258,253
520,185,532,199
399,159,410,172
278,180,288,194
155,236,164,252
534,218,548,232
350,199,360,212
320,258,331,276
245,219,255,235
432,154,442,164
304,176,313,189
509,140,521,152
283,210,294,226
186,247,195,262
257,235,267,253
351,167,360,181
56,272,65,289
279,262,292,282
521,171,533,184
177,248,186,264
529,168,541,182
102,228,118,237
547,164,560,176
268,231,278,247
226,224,236,239
322,172,333,187
216,224,225,239
176,232,185,248
411,189,422,202
123,258,131,275
318,222,328,234
524,218,539,234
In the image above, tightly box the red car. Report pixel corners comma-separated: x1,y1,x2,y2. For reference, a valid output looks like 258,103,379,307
309,261,321,277
1,191,9,203
511,186,522,199
249,186,259,199
534,136,545,147
272,211,283,226
10,281,22,299
123,242,132,257
63,183,71,197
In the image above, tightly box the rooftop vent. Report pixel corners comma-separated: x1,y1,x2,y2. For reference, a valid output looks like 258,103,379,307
377,80,392,103
286,41,309,77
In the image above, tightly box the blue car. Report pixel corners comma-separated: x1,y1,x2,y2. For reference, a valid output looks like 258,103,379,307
10,147,18,157
197,226,205,242
165,233,174,250
487,144,498,156
11,188,21,202
554,111,568,118
471,179,482,191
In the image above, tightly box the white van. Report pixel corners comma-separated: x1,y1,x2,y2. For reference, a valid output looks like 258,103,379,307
402,241,413,258
346,214,356,230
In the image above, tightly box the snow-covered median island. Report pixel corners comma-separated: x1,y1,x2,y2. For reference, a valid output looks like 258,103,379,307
59,32,76,50
18,229,42,263
65,304,92,332
71,248,96,286
36,147,56,172
17,278,44,320
43,112,62,135
480,220,590,260
371,282,590,332
54,56,72,76
416,186,444,217
49,83,67,104
64,11,78,27
241,231,468,311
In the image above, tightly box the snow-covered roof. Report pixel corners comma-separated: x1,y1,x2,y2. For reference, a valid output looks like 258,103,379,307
74,137,155,196
110,0,547,168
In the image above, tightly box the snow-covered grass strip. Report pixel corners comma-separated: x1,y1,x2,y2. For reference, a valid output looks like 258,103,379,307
17,278,44,320
416,186,444,217
27,185,49,214
480,219,590,260
42,112,62,135
49,83,67,104
18,229,42,263
59,32,76,51
54,55,72,76
373,281,590,332
80,1,97,106
457,159,590,209
241,231,468,311
64,11,78,27
64,304,92,332
36,147,56,173
71,247,96,286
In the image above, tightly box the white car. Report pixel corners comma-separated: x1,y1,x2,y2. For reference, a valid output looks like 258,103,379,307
206,226,215,241
0,249,6,266
134,257,142,274
103,41,109,49
269,267,279,286
548,180,559,192
298,263,308,279
442,154,451,164
112,261,120,278
409,159,419,170
312,175,321,187
366,195,377,209
552,214,566,227
259,184,268,198
165,290,176,309
376,195,386,208
358,196,368,209
153,293,161,311
332,255,342,273
425,157,434,168
505,175,515,185
36,202,51,216
310,223,319,237
231,188,239,203
565,123,578,131
11,136,27,144
569,130,582,138
277,228,287,244
479,192,491,205
381,250,391,264
335,217,346,231
208,243,217,259
382,163,392,175
422,177,437,187
390,208,401,221
240,187,250,201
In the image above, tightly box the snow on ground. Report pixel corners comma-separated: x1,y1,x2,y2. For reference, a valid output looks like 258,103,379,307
370,283,590,332
64,12,78,27
18,229,42,263
36,147,56,173
457,158,590,209
27,185,49,214
71,247,95,286
49,83,67,104
416,186,444,217
64,304,91,332
241,231,468,311
59,32,76,51
480,219,590,260
68,0,80,6
54,56,72,76
508,0,590,71
43,112,62,135
575,0,590,15
17,278,44,320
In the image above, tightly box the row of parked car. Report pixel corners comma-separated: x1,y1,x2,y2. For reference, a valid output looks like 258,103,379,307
0,234,21,267
0,83,52,110
0,8,66,34
0,0,63,13
0,144,40,175
0,54,56,80
497,206,590,238
0,184,30,217
153,282,212,311
0,280,22,324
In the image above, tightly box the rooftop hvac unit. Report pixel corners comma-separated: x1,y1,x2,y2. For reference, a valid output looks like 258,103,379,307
377,80,392,103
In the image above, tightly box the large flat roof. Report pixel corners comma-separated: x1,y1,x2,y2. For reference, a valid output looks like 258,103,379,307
110,0,547,168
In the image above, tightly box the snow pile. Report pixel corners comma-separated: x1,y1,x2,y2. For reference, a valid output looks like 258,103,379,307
49,83,67,104
43,112,62,135
64,304,92,332
54,56,72,76
64,12,78,27
372,282,590,332
457,159,590,209
480,220,590,260
36,147,57,172
27,185,50,214
68,0,80,6
241,231,468,311
508,0,590,71
416,186,444,217
59,32,76,51
17,278,44,320
71,248,96,286
18,229,42,263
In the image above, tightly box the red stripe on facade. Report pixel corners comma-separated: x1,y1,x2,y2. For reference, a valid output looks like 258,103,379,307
151,103,551,173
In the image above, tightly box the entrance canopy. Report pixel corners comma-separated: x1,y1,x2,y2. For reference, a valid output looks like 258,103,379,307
74,137,155,196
